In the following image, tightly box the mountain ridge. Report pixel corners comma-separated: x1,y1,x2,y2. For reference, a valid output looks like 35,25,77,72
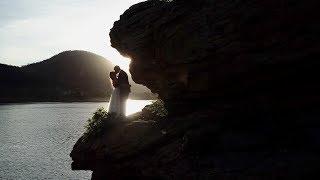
0,50,156,102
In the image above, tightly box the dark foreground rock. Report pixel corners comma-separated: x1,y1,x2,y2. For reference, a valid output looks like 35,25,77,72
71,0,320,179
71,106,320,179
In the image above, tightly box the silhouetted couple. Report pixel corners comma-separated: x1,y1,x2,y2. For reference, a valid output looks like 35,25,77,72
108,65,131,116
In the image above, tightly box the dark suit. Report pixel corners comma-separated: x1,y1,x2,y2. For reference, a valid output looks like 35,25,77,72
117,70,131,115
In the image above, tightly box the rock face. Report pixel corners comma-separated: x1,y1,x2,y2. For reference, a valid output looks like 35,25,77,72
71,0,320,179
110,0,320,114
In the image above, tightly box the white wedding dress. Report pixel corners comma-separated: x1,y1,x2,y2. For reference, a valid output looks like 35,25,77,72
108,87,121,115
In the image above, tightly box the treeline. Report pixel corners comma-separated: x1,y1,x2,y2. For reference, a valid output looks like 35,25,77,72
0,51,114,102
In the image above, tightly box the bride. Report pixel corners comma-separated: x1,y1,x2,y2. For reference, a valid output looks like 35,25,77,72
107,71,121,115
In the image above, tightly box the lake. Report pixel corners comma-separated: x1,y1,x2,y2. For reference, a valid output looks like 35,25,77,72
0,100,153,180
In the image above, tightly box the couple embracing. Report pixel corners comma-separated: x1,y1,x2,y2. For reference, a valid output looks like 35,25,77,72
108,65,131,116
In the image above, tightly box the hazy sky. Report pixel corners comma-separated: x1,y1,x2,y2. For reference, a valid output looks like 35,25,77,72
0,0,144,69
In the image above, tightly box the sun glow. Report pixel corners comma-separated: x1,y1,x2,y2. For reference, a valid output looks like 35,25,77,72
0,0,146,67
125,99,154,116
110,56,131,72
105,99,153,116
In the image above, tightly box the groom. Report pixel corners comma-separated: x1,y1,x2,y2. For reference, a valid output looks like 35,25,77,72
114,65,131,116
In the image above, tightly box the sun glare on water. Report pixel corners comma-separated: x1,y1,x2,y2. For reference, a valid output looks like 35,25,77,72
125,99,154,116
105,99,154,116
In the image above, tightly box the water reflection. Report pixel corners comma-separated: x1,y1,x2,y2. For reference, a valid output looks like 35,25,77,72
125,99,153,116
104,99,153,116
0,100,152,179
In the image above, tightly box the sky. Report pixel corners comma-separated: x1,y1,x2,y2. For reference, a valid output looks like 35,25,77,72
0,0,145,70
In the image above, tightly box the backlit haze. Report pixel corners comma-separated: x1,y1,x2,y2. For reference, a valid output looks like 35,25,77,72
0,0,145,71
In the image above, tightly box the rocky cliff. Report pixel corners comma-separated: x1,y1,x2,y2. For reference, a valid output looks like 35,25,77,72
71,0,320,179
110,0,320,114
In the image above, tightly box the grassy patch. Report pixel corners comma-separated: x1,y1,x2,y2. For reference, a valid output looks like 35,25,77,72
83,107,123,140
82,100,168,140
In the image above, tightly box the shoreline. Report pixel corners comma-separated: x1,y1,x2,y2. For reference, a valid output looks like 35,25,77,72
0,98,157,105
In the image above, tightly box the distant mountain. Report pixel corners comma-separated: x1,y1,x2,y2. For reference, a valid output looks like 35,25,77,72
0,50,156,102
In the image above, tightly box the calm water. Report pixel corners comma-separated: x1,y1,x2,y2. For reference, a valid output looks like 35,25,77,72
0,100,152,180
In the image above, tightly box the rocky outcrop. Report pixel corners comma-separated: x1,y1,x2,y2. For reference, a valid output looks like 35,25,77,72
71,0,320,179
110,0,320,114
71,106,320,179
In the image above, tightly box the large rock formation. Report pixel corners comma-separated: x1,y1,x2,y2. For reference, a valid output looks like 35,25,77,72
110,0,320,114
71,0,320,179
